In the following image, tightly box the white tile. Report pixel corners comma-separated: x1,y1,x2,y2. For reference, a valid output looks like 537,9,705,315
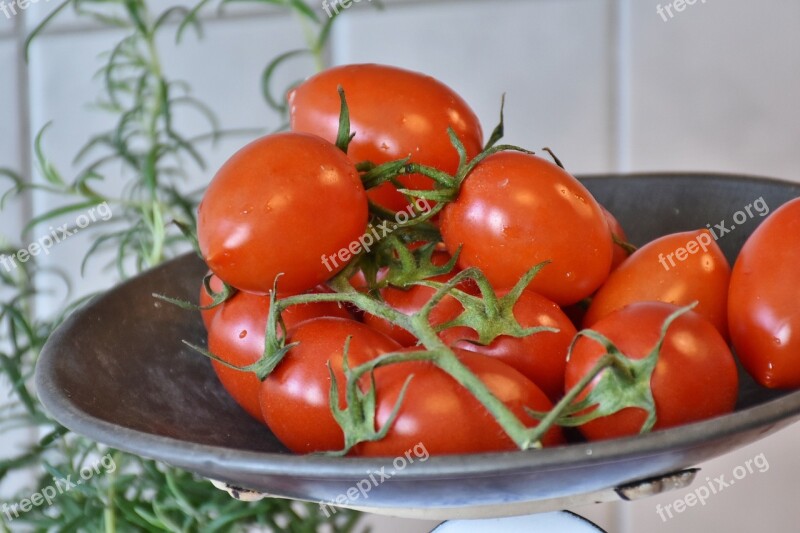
25,14,310,303
628,0,800,182
333,0,616,174
0,8,16,36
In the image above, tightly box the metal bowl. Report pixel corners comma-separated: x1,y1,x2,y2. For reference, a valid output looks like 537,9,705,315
35,173,800,520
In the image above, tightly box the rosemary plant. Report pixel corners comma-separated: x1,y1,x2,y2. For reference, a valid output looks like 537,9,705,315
1,0,364,530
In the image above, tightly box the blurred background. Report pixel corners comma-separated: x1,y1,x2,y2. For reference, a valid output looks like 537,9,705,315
1,0,799,531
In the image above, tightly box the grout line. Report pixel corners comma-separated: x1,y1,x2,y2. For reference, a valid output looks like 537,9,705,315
611,0,632,174
14,6,32,227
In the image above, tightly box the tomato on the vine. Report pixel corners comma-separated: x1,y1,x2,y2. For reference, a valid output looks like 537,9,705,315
584,229,730,338
729,198,800,388
363,252,464,346
260,317,401,453
565,302,738,441
198,132,368,295
289,63,484,212
353,349,563,456
208,290,351,421
440,152,613,305
437,289,577,402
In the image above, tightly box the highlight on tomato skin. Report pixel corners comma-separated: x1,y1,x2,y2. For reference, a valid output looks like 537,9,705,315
289,63,484,212
197,132,369,296
583,229,731,340
207,289,351,423
565,302,738,442
351,349,564,457
440,151,614,306
728,197,800,389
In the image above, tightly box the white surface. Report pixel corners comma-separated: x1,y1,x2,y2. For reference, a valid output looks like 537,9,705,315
434,511,605,533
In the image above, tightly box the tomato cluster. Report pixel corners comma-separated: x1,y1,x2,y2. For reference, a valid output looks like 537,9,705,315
190,63,799,457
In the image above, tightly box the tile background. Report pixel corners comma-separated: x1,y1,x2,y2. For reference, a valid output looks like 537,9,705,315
1,0,799,531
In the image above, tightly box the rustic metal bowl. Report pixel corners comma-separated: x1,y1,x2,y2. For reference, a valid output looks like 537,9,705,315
36,173,800,520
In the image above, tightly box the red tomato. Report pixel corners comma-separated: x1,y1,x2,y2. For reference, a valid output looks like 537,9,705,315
440,152,613,305
289,64,484,212
353,349,563,456
199,271,225,330
566,302,738,441
601,206,631,271
197,132,368,295
208,291,351,421
729,198,800,388
260,317,401,453
584,229,730,338
438,289,577,402
362,252,462,346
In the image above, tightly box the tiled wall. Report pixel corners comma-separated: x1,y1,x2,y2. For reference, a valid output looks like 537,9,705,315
1,1,799,531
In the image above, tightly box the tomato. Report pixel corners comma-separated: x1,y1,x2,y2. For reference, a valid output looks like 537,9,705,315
289,64,484,212
208,291,351,421
584,229,730,338
438,289,577,402
362,252,463,346
197,132,368,295
260,317,401,453
601,206,630,271
565,302,738,441
440,152,613,305
729,198,800,388
199,271,225,330
353,349,563,456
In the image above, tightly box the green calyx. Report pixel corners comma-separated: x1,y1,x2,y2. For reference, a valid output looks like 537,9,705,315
424,262,558,346
528,302,699,434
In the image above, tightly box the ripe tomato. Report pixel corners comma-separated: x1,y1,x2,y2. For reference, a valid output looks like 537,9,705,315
353,349,563,456
438,289,577,402
440,152,613,305
362,252,462,346
289,64,484,212
197,132,368,295
729,198,800,388
208,291,351,421
601,206,631,271
260,317,401,453
199,271,225,329
566,302,738,441
584,229,730,338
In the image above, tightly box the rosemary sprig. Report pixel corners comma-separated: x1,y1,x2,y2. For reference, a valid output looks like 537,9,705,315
1,1,362,530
